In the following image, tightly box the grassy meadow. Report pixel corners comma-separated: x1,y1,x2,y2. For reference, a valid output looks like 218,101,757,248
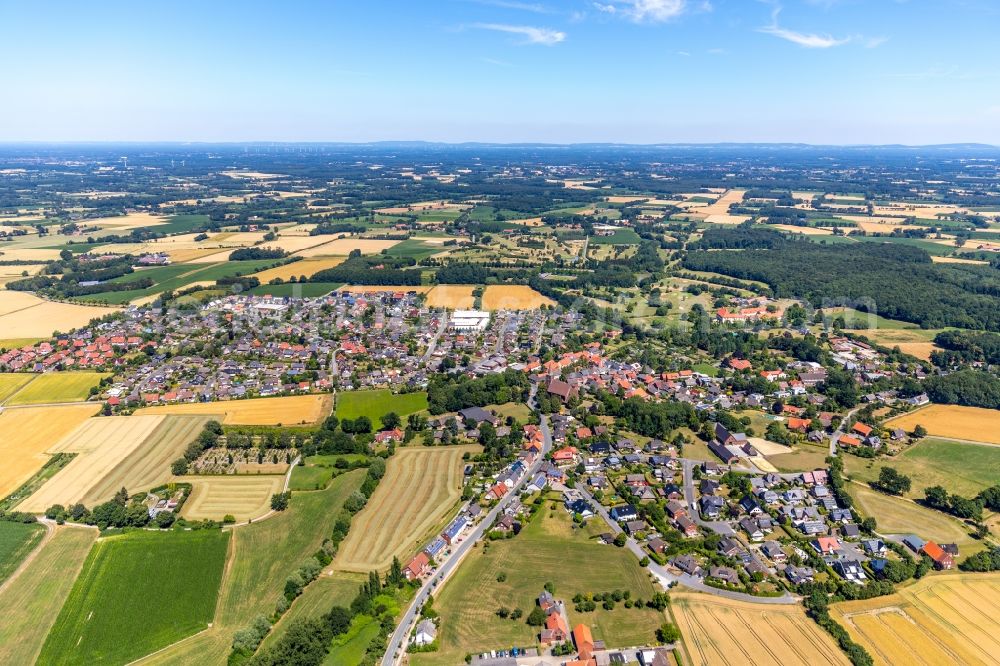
0,521,45,583
335,389,428,429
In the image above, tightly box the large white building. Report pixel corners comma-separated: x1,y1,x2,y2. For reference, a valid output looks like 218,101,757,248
450,309,490,332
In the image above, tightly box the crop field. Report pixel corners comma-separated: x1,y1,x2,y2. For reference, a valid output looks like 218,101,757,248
0,372,36,402
79,259,282,304
885,404,1000,444
79,415,212,506
335,389,427,429
180,475,285,522
481,285,554,310
0,526,97,665
847,483,978,554
425,284,475,308
136,393,332,425
252,256,346,281
0,292,116,338
39,530,229,666
0,403,100,498
18,415,165,512
831,573,1000,666
5,371,108,405
336,446,473,571
411,503,663,666
249,281,343,297
844,438,1000,499
672,592,848,666
338,284,433,294
295,237,400,256
590,228,643,244
133,470,364,666
0,521,45,584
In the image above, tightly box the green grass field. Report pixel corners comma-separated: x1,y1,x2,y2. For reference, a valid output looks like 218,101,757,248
411,497,664,666
39,530,229,666
335,389,428,429
846,482,981,556
249,281,343,297
0,527,97,665
289,454,367,491
5,371,108,405
136,470,366,665
386,239,441,260
157,214,211,235
0,337,45,351
0,372,36,403
261,573,363,648
0,521,45,584
590,229,643,245
844,438,1000,499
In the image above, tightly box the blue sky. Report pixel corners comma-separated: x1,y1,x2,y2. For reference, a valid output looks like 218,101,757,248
1,0,998,144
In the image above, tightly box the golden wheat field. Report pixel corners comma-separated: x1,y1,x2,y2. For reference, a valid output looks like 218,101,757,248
338,284,433,294
672,592,849,666
481,285,554,311
0,403,100,497
295,237,400,257
179,475,285,522
135,394,331,425
0,293,117,338
18,415,166,511
832,574,1000,666
252,257,346,282
885,404,1000,444
425,285,475,308
335,445,476,572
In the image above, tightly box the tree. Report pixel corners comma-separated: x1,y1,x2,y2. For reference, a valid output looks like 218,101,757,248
874,467,911,496
613,532,627,547
657,623,681,644
526,606,547,626
270,491,291,511
381,412,401,430
913,424,927,438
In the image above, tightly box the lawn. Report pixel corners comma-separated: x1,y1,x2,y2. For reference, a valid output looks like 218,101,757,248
485,401,534,423
411,498,665,666
0,527,97,665
39,529,230,666
0,521,45,584
843,438,1000,499
137,469,365,665
335,389,428,429
5,371,108,405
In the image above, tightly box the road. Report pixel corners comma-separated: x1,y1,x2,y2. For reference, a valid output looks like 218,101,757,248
421,313,449,363
382,387,551,665
681,459,734,536
574,484,796,605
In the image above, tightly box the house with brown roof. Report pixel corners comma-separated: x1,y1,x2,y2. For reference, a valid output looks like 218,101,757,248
573,623,595,661
921,541,955,570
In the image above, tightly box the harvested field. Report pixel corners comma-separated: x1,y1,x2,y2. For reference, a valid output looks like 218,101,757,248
336,446,475,571
673,591,848,666
481,285,554,310
252,256,346,282
39,530,228,666
0,526,97,666
18,415,165,511
180,475,285,522
295,237,400,256
0,293,116,338
700,189,746,216
931,255,988,265
256,235,340,254
338,284,432,294
831,573,1000,666
425,284,475,308
0,248,62,262
135,393,331,425
0,403,99,497
885,404,1000,444
5,371,108,405
746,437,793,456
770,224,833,235
78,415,212,506
84,212,167,230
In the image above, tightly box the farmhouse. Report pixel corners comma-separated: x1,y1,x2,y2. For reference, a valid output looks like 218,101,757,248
404,552,430,580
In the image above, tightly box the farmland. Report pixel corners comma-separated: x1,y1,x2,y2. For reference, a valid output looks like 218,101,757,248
336,445,473,571
0,521,45,584
885,404,1000,445
4,371,109,405
135,393,332,425
424,284,475,308
0,372,35,402
481,285,554,311
844,437,1000,499
411,501,664,666
179,474,286,522
0,403,100,497
0,292,116,339
673,592,849,666
295,237,400,256
134,470,365,665
289,454,367,491
39,530,229,666
831,573,1000,666
0,527,97,665
18,415,165,512
847,482,979,554
335,389,428,429
252,256,346,282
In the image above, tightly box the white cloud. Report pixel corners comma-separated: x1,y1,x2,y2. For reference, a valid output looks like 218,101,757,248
474,23,567,45
758,8,852,48
595,0,690,23
471,0,552,13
